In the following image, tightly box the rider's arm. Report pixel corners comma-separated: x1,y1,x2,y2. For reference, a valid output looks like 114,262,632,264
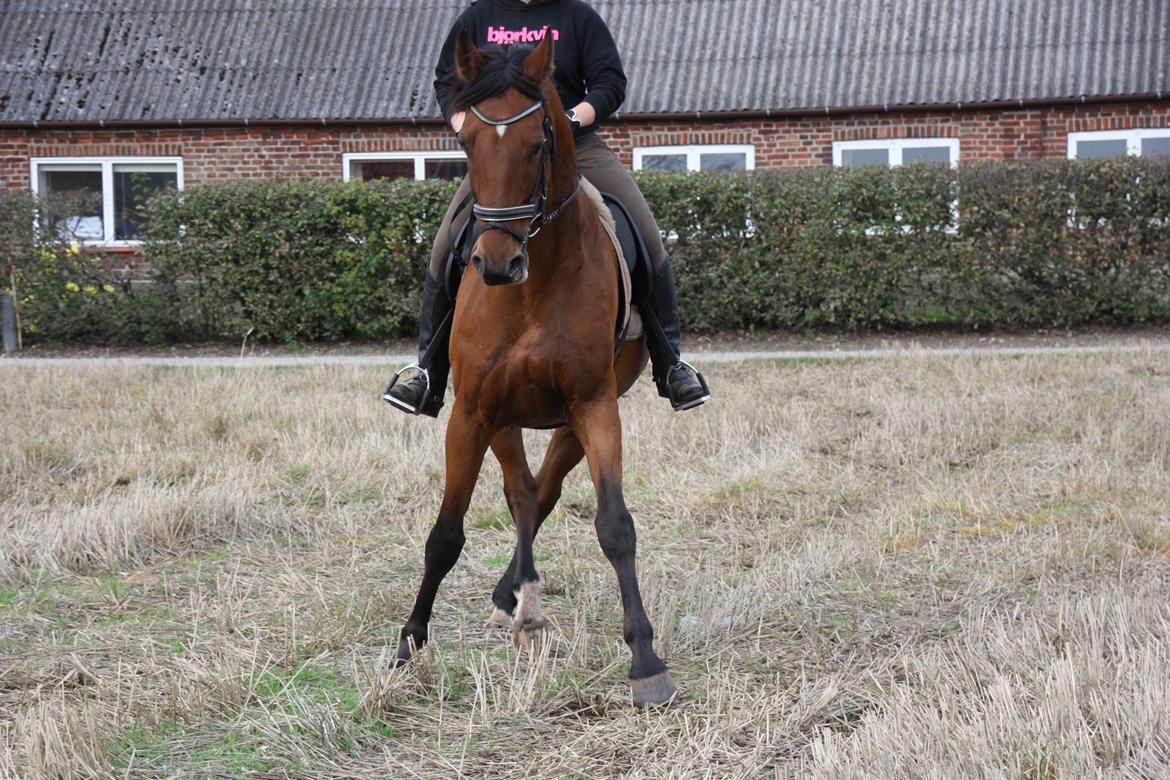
576,7,627,132
433,11,475,130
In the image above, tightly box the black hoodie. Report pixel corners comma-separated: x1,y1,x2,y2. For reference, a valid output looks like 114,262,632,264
433,0,627,136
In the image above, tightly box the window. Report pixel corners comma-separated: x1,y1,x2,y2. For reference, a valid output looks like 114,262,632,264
1066,129,1170,230
832,139,960,168
342,152,467,182
1067,129,1170,159
30,157,183,244
831,139,960,234
632,145,755,173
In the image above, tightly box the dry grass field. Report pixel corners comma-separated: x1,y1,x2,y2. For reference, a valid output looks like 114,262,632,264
2,351,1169,778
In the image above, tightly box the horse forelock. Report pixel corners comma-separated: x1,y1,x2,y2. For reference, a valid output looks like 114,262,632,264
452,44,545,112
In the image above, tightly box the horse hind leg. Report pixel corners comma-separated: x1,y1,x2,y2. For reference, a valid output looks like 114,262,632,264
488,429,551,649
488,427,585,624
396,408,494,667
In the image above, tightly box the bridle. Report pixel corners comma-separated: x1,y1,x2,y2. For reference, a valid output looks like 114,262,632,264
464,98,581,250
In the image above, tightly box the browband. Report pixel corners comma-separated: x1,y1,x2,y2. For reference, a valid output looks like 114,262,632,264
470,102,543,126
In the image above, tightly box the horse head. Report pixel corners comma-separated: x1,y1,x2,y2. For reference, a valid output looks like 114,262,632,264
453,32,576,286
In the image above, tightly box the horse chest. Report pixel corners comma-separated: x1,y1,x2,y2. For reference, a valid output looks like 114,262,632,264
462,354,566,428
453,278,615,427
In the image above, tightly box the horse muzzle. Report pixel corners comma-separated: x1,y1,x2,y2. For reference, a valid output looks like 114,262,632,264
472,250,529,286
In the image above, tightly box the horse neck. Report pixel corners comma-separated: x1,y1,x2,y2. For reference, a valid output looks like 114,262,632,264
531,134,593,270
522,106,594,278
545,106,579,211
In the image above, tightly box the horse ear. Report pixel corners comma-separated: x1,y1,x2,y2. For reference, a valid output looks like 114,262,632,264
455,30,486,83
522,35,555,82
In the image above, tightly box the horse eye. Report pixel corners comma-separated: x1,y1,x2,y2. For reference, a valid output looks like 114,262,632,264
530,142,543,159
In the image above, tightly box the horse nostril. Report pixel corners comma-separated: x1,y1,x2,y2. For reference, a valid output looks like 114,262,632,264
471,254,484,273
508,255,526,277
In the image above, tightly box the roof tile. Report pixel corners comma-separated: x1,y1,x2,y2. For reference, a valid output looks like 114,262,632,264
0,0,1165,123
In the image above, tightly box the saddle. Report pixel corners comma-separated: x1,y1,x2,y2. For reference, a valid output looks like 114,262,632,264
444,179,654,348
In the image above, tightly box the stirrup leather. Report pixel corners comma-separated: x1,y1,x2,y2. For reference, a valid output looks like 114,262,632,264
383,363,431,414
666,360,711,412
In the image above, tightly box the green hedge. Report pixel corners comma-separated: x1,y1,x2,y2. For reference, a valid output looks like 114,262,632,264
650,157,1170,330
141,177,454,342
0,190,164,342
5,156,1170,344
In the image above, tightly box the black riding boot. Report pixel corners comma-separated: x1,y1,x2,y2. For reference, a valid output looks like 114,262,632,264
383,272,453,417
644,260,710,411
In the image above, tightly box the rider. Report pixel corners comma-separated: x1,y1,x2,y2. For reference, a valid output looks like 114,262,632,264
384,0,710,416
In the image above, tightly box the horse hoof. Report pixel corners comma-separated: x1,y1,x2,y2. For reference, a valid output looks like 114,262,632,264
393,639,415,668
630,671,677,708
485,607,514,632
512,616,550,650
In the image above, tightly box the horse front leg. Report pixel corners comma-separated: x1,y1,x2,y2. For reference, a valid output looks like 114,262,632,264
489,427,585,626
571,397,676,708
396,406,494,667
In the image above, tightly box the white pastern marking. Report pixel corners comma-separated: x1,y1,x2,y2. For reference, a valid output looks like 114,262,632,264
515,581,542,622
496,125,507,138
486,606,513,630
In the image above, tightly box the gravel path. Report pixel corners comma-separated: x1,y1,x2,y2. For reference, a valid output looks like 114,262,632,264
3,339,1169,368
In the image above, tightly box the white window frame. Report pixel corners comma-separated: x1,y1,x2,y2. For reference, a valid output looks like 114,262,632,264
832,138,960,168
29,156,184,246
831,139,960,235
632,144,756,173
341,151,467,182
1067,129,1170,159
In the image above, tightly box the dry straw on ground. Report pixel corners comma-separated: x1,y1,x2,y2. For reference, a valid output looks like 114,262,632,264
1,351,1169,778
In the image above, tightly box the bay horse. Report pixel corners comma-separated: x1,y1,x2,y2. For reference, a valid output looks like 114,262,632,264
393,33,676,708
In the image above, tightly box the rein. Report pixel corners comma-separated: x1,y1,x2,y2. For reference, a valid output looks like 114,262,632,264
466,100,581,248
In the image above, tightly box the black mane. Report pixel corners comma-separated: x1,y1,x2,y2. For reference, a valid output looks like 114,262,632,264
451,44,545,111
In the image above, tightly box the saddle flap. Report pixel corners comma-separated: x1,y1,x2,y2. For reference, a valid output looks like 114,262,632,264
598,191,654,345
599,192,653,301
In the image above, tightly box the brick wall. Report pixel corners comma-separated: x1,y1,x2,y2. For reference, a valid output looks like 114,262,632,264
0,125,462,189
2,99,1168,189
599,100,1170,168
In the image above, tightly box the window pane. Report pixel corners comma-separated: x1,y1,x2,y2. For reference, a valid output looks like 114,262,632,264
1075,139,1127,159
38,165,104,240
354,160,414,181
699,152,747,172
641,154,688,172
113,164,177,240
424,158,468,180
841,148,890,167
1141,136,1170,157
902,145,952,165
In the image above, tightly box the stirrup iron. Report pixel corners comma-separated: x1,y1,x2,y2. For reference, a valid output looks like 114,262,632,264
669,360,711,412
383,363,431,415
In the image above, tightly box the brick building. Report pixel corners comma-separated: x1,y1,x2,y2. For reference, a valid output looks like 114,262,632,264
1,0,1168,247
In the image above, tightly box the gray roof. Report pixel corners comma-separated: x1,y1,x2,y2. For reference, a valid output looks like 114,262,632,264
1,0,1167,124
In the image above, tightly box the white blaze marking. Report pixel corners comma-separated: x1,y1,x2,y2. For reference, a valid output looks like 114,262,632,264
496,125,507,138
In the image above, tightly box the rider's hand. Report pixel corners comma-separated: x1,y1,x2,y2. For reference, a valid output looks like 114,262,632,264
568,102,596,128
451,111,467,134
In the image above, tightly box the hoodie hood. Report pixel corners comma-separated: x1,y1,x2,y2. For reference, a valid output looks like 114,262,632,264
489,0,562,10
